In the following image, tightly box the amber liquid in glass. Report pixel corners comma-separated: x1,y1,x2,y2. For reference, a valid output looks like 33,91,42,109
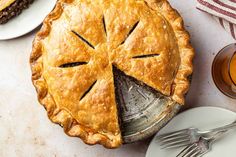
221,52,236,92
212,44,236,99
230,53,236,85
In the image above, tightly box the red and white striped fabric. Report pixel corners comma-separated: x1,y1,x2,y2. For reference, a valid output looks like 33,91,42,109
197,0,236,39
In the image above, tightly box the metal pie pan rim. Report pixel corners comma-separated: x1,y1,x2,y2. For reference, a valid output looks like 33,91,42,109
122,103,181,144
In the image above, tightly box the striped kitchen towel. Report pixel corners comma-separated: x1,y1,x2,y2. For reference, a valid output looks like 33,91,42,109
197,0,236,39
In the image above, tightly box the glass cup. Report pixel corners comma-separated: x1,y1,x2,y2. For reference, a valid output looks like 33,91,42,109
212,43,236,99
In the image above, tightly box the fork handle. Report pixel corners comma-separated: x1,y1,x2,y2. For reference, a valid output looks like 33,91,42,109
201,120,236,135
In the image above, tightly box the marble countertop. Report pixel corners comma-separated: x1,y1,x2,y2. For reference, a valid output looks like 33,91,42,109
0,0,236,157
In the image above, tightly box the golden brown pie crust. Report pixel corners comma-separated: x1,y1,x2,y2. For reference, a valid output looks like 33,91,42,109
30,0,194,148
0,0,16,11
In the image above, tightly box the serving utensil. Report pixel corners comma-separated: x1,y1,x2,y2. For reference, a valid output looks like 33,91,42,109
176,131,227,157
156,120,236,149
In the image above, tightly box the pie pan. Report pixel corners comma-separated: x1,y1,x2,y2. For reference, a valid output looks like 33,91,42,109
115,68,181,143
30,0,194,148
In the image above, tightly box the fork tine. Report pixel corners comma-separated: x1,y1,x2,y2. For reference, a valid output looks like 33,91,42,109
190,149,201,157
176,144,194,157
182,145,199,157
157,129,189,139
176,143,197,157
158,134,190,143
160,138,190,146
196,152,205,157
162,139,191,149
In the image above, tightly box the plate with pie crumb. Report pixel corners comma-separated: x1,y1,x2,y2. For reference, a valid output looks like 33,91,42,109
0,0,56,40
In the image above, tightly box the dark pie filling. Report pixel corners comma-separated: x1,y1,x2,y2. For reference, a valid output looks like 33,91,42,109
59,62,88,68
71,30,95,49
132,54,160,59
0,0,34,24
80,80,97,101
120,21,140,45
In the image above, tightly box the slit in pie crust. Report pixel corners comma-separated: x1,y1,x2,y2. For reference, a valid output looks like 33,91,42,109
30,0,194,148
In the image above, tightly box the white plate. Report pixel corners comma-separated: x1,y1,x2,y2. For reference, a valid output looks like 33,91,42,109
146,107,236,157
0,0,57,40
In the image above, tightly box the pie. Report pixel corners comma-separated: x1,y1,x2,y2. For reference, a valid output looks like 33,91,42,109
0,0,34,24
30,0,194,148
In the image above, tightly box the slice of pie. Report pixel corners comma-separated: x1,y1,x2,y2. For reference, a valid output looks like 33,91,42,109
30,0,194,148
0,0,34,24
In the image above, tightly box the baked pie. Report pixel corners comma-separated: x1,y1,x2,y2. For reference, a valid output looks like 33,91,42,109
0,0,34,24
30,0,194,148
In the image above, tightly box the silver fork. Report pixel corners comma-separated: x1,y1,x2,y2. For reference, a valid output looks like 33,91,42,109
176,131,226,157
157,120,236,149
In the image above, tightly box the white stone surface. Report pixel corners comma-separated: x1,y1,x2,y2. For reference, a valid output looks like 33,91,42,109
0,0,236,157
